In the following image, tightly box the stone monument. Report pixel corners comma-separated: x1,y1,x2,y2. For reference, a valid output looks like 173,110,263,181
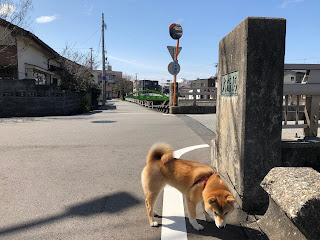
212,17,286,212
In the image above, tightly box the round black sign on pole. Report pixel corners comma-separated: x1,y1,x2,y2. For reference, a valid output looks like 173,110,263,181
169,23,183,40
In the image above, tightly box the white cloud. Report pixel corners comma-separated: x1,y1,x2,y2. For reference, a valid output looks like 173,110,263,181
84,5,94,16
36,15,57,23
0,4,15,17
280,0,304,8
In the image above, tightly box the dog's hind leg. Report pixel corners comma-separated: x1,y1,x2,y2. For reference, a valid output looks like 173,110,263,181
145,191,161,227
141,167,165,227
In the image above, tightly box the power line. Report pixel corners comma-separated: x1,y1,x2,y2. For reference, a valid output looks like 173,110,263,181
77,27,100,48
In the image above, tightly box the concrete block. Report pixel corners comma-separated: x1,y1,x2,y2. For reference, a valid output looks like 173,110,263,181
260,167,320,239
257,197,307,240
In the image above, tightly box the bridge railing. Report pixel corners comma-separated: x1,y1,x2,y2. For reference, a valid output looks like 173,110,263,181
177,87,217,106
127,90,169,102
282,84,320,137
127,98,154,109
282,64,320,137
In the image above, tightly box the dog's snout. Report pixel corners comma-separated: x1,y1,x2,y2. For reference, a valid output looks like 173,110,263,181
218,225,225,229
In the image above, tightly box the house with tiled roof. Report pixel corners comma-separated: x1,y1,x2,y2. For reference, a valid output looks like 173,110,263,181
0,18,64,85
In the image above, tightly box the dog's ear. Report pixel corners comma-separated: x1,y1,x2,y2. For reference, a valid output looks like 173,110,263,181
208,197,217,204
227,195,235,205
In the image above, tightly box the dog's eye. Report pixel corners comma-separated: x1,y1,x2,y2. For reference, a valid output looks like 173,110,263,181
214,211,218,216
224,212,228,215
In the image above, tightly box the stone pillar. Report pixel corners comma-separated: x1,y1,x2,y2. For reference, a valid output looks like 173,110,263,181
169,82,179,107
212,17,286,212
169,82,174,107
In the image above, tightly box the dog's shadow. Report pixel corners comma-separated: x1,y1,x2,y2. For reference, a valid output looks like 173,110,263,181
155,214,268,240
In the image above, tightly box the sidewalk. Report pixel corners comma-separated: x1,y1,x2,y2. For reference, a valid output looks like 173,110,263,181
186,113,305,140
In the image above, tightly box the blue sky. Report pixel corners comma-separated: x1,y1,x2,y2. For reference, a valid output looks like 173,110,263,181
11,0,320,81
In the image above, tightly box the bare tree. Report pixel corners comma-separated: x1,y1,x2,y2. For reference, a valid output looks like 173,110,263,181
0,0,33,42
114,74,133,100
55,44,96,91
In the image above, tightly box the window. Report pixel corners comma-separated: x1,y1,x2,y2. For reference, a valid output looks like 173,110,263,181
34,72,46,85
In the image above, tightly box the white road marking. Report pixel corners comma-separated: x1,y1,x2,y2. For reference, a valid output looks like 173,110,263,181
161,144,210,240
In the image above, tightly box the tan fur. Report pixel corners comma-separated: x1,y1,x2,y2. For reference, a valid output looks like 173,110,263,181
141,143,235,230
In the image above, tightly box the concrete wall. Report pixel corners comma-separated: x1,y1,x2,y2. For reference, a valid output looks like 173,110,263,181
0,79,82,117
169,105,216,114
281,139,320,172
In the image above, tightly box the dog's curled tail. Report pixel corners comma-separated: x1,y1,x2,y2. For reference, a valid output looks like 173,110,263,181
146,143,174,165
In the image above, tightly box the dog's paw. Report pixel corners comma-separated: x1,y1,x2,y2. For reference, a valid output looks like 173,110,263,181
205,215,214,222
150,221,159,227
153,211,159,217
190,219,204,231
193,223,204,231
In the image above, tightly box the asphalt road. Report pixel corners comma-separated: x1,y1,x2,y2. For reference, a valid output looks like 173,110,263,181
0,100,252,240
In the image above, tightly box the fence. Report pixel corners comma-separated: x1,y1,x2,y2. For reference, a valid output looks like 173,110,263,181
282,64,320,137
282,84,320,137
177,86,217,106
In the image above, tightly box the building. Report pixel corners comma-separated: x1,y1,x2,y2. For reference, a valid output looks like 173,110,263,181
160,80,171,94
0,18,62,85
133,80,140,92
190,77,216,88
189,77,217,99
284,70,305,84
92,67,122,99
136,80,160,91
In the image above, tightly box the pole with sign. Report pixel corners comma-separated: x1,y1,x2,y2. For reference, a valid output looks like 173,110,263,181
168,23,183,106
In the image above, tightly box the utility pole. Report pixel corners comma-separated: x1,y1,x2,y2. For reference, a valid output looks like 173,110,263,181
102,13,106,105
89,47,93,71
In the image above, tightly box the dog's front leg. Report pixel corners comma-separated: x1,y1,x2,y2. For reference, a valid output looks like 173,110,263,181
186,198,204,231
201,201,214,222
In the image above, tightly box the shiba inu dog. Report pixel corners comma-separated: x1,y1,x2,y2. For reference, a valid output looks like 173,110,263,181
141,143,235,231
